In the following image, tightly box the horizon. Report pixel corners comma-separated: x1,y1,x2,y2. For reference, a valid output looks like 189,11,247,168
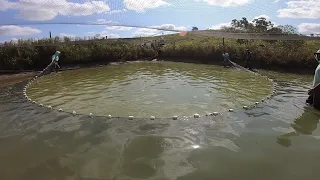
0,0,319,42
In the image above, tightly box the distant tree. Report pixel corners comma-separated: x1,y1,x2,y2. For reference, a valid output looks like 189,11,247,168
94,34,101,39
278,25,298,34
192,27,199,31
231,17,254,32
63,36,71,42
252,17,274,33
220,26,241,32
267,27,283,34
53,36,60,43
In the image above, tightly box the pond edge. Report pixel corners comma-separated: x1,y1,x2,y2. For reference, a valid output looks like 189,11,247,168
23,60,278,120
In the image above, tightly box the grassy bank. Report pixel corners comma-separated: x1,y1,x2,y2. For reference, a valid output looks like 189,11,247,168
1,33,319,73
161,34,320,70
0,40,157,71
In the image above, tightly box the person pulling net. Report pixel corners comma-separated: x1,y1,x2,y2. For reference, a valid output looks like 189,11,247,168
52,51,61,72
38,51,61,77
245,49,253,70
222,52,234,68
306,49,320,108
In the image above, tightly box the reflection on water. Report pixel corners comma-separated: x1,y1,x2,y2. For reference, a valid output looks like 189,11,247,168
27,62,272,117
1,66,320,179
277,106,320,147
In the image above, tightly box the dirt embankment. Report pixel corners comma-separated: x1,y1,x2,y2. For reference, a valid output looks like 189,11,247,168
0,72,36,88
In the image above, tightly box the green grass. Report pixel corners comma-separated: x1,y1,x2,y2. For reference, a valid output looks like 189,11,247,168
0,33,319,71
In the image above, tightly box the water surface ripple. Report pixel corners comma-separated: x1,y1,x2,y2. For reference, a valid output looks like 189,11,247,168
27,62,272,117
1,66,320,180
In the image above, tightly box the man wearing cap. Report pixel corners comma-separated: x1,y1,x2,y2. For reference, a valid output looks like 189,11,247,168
306,49,320,106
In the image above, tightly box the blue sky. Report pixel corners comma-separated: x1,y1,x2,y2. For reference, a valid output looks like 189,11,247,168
0,0,319,42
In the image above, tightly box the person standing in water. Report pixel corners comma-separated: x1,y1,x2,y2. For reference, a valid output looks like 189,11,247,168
52,51,61,72
306,49,320,105
245,49,253,70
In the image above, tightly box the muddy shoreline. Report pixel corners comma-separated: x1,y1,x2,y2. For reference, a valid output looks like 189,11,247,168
0,72,36,88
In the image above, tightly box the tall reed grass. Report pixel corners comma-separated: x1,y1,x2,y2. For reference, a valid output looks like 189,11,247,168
0,34,319,71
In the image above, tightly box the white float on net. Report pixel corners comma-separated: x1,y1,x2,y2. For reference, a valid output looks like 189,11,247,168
229,109,234,112
213,112,219,116
243,106,248,110
72,111,77,115
48,106,52,109
58,108,63,112
194,114,200,118
108,115,112,119
129,116,134,120
150,116,155,120
173,116,178,120
89,113,93,117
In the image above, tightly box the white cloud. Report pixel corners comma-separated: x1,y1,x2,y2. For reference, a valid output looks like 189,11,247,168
133,24,187,37
197,0,250,7
93,19,117,24
153,24,187,31
124,0,169,12
298,23,320,34
208,22,231,30
0,0,16,11
86,31,95,35
86,30,120,39
252,14,278,26
277,0,320,19
106,26,133,31
0,25,41,36
5,38,19,44
0,0,110,21
133,28,159,37
59,33,75,37
109,9,127,14
99,31,120,39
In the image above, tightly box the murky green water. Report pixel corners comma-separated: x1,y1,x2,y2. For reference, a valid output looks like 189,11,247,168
1,62,320,180
27,62,272,117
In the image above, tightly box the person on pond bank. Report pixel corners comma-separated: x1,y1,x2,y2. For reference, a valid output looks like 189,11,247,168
245,49,253,70
306,49,320,106
222,52,232,67
52,51,61,72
